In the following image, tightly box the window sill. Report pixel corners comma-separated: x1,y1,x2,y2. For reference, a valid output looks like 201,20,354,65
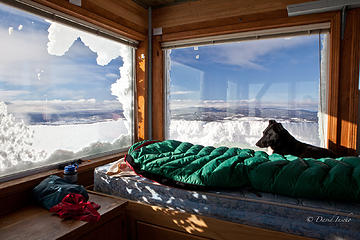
0,151,126,216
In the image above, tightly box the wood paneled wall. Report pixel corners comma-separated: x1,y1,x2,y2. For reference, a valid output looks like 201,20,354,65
336,8,360,155
31,0,147,41
153,0,316,30
151,0,360,154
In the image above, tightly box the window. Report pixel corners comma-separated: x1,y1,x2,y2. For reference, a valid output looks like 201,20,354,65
0,3,135,179
165,32,329,152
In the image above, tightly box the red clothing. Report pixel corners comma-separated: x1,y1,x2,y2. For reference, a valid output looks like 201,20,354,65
50,193,100,223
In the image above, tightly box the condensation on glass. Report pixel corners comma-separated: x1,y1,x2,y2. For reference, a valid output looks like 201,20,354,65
0,3,134,178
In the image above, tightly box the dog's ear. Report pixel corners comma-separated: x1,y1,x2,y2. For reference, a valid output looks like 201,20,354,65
275,122,285,131
269,120,277,125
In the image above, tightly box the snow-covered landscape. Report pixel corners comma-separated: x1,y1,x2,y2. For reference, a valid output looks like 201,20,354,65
0,5,134,178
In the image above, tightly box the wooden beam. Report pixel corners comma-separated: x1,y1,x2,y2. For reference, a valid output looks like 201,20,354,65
153,0,317,29
31,0,147,41
161,11,336,42
337,8,360,155
327,12,341,153
152,35,165,140
136,39,149,141
84,0,148,35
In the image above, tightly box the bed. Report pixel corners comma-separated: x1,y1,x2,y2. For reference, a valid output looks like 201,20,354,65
94,140,360,239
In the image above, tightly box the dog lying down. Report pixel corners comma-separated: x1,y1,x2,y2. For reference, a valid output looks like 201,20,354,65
256,120,336,158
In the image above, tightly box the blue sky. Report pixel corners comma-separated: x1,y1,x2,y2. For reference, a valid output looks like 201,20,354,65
169,34,324,111
1,2,326,115
0,3,122,103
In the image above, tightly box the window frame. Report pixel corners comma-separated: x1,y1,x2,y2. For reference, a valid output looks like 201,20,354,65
163,27,330,147
151,11,342,156
0,0,138,182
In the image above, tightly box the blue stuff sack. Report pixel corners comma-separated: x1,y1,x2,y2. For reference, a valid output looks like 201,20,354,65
32,175,88,210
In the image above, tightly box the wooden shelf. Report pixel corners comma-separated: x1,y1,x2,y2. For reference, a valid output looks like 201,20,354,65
0,191,127,240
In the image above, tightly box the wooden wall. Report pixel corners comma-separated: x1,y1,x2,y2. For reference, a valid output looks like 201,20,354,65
151,0,360,155
31,0,148,41
335,8,360,155
152,0,317,41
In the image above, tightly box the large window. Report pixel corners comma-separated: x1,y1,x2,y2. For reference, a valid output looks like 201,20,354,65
0,3,134,179
166,32,329,152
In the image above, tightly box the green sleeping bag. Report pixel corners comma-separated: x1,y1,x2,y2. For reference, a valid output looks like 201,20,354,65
125,140,360,202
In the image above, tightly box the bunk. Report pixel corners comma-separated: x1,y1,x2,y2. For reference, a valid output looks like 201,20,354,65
94,140,360,239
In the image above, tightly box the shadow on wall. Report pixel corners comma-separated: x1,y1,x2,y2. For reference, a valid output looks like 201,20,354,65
150,205,208,234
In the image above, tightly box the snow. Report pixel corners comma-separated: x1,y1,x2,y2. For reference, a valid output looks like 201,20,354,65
0,102,46,170
31,120,128,153
0,101,130,175
169,118,320,152
0,20,134,177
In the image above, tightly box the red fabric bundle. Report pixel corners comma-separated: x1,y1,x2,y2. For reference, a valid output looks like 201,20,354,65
50,193,101,223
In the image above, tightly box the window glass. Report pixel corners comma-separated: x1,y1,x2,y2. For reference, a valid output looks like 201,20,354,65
166,34,328,151
0,3,134,178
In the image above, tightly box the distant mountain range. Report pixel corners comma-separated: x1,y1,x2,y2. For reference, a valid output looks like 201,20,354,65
170,106,318,122
19,110,125,125
16,106,317,125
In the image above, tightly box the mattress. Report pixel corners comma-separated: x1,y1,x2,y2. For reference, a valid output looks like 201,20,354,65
94,162,360,240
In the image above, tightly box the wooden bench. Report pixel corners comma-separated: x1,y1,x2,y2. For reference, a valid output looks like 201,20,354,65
0,191,127,240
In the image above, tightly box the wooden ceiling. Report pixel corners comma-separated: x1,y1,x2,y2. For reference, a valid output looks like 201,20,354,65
132,0,197,8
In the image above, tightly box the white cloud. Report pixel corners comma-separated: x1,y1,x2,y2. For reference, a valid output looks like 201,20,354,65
0,27,51,86
169,99,317,110
6,99,123,114
0,26,109,88
106,73,119,78
212,36,314,69
0,19,133,128
171,90,198,95
0,90,30,100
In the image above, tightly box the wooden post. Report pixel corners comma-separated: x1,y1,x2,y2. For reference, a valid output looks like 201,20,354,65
136,39,148,141
152,35,165,140
337,8,360,155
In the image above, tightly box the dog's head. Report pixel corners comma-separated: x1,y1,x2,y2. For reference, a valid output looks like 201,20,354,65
255,120,285,148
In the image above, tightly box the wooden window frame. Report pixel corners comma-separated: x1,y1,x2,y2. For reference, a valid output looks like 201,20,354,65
0,0,148,216
152,9,360,156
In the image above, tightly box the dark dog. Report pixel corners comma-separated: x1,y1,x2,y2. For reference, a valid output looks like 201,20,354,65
256,120,336,158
